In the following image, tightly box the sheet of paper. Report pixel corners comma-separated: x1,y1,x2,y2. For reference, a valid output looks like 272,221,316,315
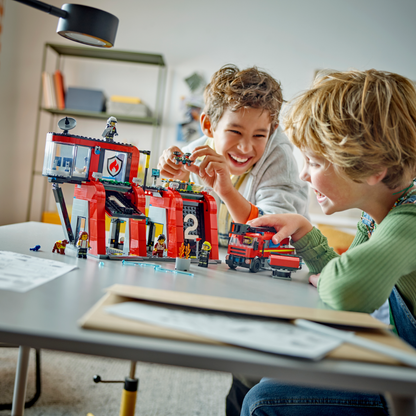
106,301,343,360
0,251,77,293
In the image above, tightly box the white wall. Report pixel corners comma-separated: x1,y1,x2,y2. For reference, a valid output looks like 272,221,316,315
1,0,415,225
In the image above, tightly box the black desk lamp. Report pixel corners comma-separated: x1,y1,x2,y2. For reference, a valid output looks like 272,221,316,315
13,0,119,47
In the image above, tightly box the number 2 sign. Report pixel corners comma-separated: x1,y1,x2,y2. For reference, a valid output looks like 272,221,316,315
184,213,199,240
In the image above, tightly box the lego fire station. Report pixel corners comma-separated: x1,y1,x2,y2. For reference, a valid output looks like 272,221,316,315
42,117,219,261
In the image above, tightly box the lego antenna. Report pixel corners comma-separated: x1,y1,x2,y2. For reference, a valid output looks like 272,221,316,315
58,117,77,134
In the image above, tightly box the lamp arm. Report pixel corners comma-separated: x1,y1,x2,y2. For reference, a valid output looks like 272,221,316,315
13,0,68,19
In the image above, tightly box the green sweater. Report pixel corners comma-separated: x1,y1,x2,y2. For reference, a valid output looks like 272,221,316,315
292,204,416,317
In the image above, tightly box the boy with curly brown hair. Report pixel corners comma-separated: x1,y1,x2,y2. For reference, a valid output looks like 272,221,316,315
158,65,309,246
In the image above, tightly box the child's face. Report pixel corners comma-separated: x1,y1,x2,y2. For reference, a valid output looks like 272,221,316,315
300,151,368,215
211,107,272,176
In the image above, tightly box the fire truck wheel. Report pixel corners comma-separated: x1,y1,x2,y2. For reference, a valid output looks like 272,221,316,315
226,259,237,270
249,258,261,273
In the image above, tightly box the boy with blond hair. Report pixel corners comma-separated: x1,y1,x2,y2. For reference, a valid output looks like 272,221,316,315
242,69,416,415
158,65,309,246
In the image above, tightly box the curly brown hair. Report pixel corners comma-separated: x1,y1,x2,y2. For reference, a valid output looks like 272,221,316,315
284,69,416,189
203,65,283,133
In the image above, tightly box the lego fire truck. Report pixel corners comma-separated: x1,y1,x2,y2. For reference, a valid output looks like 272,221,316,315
225,222,297,273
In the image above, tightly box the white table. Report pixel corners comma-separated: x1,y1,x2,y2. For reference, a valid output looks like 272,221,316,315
0,222,415,415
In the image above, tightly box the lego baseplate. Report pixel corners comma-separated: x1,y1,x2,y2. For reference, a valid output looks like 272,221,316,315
108,254,221,263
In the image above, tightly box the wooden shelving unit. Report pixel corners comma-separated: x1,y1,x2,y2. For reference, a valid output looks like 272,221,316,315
27,43,167,222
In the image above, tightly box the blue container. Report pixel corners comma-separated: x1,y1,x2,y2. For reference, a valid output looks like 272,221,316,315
65,87,106,112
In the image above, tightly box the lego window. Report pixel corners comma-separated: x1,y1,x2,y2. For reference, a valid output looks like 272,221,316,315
102,150,128,182
229,234,244,247
73,146,91,179
42,142,75,178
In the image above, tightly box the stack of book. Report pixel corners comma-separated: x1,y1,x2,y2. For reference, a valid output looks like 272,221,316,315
42,70,65,109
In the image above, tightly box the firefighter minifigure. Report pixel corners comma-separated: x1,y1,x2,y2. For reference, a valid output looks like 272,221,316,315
152,234,167,257
102,116,118,141
198,241,211,267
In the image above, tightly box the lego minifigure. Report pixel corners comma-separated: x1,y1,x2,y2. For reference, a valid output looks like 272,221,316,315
198,241,211,267
152,234,167,257
52,239,69,255
30,245,41,252
77,231,90,259
102,116,118,142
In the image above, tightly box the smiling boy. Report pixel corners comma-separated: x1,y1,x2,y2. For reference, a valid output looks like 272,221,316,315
242,69,416,416
158,65,309,245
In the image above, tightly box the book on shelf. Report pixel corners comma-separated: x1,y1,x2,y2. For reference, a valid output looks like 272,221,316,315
42,71,57,109
54,70,65,110
110,95,142,104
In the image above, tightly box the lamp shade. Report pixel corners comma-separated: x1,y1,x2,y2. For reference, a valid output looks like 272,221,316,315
56,4,119,48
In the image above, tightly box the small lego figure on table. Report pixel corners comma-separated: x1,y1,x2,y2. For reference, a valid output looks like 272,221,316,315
152,234,167,257
77,231,90,259
52,239,69,255
102,116,118,142
30,245,41,252
198,241,211,267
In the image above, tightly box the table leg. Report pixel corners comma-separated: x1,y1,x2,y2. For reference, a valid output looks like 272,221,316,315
11,346,31,416
385,393,416,416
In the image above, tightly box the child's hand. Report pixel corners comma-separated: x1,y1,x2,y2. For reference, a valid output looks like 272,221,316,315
309,274,320,287
157,146,190,181
185,145,234,197
247,214,313,245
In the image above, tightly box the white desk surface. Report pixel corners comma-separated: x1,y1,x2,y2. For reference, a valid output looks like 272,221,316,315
1,222,416,399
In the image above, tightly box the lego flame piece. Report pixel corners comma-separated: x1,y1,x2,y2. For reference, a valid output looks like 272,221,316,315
109,158,120,174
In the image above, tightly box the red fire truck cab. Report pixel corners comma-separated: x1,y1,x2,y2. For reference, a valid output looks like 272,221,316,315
225,222,293,273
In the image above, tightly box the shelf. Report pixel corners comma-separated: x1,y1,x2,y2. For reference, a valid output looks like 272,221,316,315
41,108,158,125
46,43,165,66
27,42,167,222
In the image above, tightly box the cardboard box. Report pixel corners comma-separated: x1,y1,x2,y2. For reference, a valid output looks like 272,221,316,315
79,284,416,366
66,87,106,112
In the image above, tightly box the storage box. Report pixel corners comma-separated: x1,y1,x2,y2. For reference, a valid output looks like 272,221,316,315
66,87,106,112
106,100,151,118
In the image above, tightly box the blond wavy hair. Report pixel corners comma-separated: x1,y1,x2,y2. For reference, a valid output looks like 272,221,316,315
204,65,283,133
284,69,416,189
